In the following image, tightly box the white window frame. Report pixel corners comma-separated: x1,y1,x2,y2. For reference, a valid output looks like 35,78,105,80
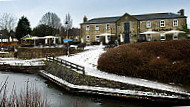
95,25,99,31
86,35,90,41
95,35,100,42
86,25,90,31
107,36,111,40
160,20,165,27
146,21,151,28
106,24,110,30
173,19,178,27
173,33,178,40
160,33,166,41
146,34,151,41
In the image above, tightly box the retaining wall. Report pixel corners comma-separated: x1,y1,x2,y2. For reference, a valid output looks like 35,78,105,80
17,47,69,59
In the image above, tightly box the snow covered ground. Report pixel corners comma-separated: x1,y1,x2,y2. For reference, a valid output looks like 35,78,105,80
58,44,190,96
0,51,9,54
0,58,45,66
0,44,189,96
41,71,182,99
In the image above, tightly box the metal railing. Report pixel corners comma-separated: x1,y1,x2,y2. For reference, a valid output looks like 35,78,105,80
46,56,85,75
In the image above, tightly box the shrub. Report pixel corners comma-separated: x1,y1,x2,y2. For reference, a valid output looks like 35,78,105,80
70,41,81,45
98,40,190,85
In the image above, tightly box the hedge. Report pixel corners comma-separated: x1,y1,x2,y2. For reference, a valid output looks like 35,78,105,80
98,40,190,85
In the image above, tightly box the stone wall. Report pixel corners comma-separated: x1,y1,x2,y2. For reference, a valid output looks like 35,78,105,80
81,23,116,43
116,14,138,43
139,18,186,33
17,47,67,59
81,16,187,43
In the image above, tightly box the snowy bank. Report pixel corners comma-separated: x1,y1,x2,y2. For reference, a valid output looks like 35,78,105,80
40,70,188,99
58,45,190,96
0,58,45,66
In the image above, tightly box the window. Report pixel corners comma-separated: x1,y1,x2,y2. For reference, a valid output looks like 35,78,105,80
173,19,178,27
173,33,178,40
146,21,151,28
86,35,90,41
95,25,99,30
160,33,166,41
107,36,111,40
106,24,110,30
86,25,90,31
96,35,100,42
160,20,165,27
146,34,151,41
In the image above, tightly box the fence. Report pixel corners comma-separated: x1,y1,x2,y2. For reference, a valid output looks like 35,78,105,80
46,56,85,75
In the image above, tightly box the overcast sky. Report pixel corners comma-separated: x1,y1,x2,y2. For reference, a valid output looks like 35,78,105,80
0,0,189,29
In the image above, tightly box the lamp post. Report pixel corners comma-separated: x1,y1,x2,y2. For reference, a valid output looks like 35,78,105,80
65,21,70,56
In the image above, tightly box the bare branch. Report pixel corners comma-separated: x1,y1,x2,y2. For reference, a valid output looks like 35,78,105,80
0,13,17,32
39,12,62,29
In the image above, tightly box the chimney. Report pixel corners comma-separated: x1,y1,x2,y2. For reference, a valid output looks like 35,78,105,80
83,16,87,23
178,9,184,16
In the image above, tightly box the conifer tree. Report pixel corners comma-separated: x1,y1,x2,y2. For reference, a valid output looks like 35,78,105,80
15,16,31,40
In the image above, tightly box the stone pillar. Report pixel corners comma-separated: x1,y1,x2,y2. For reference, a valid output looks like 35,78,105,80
81,38,84,43
120,34,124,42
105,35,109,44
53,38,56,44
45,39,48,44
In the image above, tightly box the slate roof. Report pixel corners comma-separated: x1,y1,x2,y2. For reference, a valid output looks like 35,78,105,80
133,13,187,21
82,13,187,24
82,16,120,24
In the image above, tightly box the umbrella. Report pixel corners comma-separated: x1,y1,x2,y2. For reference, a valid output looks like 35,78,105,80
26,36,39,40
164,30,185,34
44,36,58,39
31,36,40,40
140,31,160,34
99,33,115,36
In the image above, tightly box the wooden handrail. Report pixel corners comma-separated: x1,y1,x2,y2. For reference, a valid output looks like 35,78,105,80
46,56,85,75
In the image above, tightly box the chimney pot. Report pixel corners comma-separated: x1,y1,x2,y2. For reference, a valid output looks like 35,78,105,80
178,9,184,16
83,16,87,23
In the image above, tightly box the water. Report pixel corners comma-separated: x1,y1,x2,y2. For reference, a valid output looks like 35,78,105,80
0,71,171,107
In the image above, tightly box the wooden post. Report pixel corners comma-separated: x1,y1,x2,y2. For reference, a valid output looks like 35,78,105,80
82,67,85,75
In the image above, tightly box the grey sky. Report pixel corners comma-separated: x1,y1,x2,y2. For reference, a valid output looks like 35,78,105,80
0,0,189,29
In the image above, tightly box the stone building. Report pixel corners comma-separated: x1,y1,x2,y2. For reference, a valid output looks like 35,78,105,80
80,9,187,44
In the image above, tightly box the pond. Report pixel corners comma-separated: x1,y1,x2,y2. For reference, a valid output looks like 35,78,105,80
0,71,173,107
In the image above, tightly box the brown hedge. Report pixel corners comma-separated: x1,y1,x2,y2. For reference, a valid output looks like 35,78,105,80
98,40,190,85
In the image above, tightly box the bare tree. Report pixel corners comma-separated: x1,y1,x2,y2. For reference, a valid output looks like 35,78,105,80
0,13,17,32
39,12,62,29
64,13,72,30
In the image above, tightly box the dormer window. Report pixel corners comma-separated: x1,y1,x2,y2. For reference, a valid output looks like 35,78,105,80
160,20,165,27
95,25,99,30
106,24,110,30
146,21,151,28
86,25,90,31
173,19,178,27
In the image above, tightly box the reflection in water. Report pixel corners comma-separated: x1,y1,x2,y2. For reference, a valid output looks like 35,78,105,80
0,71,165,107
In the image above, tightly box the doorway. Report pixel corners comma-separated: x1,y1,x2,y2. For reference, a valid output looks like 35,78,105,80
124,23,130,43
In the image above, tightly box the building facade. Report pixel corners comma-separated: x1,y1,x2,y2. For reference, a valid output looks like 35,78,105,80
80,9,187,44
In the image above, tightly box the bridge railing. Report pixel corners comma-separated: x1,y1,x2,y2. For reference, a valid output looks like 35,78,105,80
46,56,85,75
